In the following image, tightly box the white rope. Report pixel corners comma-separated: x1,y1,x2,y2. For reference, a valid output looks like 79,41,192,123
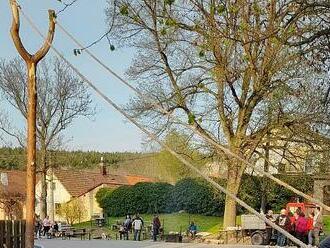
55,21,330,212
18,6,309,247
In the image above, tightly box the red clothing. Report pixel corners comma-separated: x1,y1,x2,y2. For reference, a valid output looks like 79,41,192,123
295,216,308,234
290,216,296,224
307,217,313,231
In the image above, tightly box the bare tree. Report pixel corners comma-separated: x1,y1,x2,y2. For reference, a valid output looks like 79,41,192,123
105,0,330,227
0,191,24,220
0,57,94,220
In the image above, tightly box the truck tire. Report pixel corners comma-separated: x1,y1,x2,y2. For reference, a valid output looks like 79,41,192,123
251,231,265,245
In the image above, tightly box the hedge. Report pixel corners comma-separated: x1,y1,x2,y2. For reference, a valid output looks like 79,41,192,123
167,178,225,216
96,174,314,217
96,182,174,217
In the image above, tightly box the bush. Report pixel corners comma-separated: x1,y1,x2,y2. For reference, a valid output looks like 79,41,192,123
95,188,113,210
97,182,174,217
168,178,225,216
58,198,86,225
97,174,314,217
236,174,314,213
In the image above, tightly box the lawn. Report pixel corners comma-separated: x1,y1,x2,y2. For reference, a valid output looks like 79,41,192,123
75,213,330,236
74,213,242,235
323,216,330,234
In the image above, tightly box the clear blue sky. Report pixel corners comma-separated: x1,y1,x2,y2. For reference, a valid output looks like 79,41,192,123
0,0,145,152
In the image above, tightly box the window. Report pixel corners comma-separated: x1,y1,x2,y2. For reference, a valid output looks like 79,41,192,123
55,203,61,214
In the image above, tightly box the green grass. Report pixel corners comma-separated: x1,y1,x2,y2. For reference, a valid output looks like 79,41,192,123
323,216,330,234
75,213,330,237
75,213,222,234
74,213,244,235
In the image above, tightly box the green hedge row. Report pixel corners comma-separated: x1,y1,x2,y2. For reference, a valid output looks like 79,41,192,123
96,174,314,217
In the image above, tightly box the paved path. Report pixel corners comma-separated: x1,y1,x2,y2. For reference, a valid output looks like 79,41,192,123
35,240,267,248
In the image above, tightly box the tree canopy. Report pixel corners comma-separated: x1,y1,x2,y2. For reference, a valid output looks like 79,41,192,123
105,0,330,227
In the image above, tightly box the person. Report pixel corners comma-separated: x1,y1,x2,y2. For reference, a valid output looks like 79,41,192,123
266,210,276,222
295,210,308,244
34,214,42,239
188,221,197,239
52,221,59,237
276,209,291,247
265,210,276,244
123,215,132,240
132,215,143,241
286,211,296,246
119,223,126,240
307,212,315,246
152,215,161,242
314,206,323,247
42,216,52,237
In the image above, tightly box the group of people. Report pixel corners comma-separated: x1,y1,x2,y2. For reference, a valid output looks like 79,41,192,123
266,206,322,247
34,215,60,239
118,214,162,242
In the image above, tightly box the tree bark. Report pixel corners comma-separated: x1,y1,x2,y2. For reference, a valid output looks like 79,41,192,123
223,159,245,229
223,175,241,228
25,61,37,248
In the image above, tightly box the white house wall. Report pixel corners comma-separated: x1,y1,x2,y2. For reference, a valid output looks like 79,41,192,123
35,174,71,221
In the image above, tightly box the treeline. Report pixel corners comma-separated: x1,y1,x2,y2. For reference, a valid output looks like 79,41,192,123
0,147,148,169
96,174,314,217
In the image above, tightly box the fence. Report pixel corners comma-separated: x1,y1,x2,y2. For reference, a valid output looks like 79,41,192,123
0,220,26,248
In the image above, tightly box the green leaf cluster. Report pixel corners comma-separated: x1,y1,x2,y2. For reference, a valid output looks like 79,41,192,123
167,178,225,216
97,182,174,217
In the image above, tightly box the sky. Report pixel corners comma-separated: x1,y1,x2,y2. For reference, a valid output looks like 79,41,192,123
0,0,146,152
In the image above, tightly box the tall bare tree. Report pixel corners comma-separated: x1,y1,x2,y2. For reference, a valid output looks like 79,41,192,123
105,0,330,227
0,57,94,220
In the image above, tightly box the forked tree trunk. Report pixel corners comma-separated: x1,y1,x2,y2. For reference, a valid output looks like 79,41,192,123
8,2,55,247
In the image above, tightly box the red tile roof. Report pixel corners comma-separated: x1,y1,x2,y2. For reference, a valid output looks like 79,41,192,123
0,170,26,198
0,169,157,198
54,170,129,197
125,175,156,185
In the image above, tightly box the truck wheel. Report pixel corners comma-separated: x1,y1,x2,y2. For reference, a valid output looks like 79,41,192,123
251,232,264,245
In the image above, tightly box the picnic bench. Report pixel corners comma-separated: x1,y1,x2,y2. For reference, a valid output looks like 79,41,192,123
163,232,182,243
62,228,90,240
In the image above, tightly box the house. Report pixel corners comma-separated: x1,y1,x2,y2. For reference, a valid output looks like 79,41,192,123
0,170,26,220
0,167,156,221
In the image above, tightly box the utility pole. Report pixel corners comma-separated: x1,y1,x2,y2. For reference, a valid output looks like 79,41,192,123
8,1,55,248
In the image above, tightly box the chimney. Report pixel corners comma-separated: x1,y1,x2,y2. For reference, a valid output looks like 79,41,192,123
100,157,107,176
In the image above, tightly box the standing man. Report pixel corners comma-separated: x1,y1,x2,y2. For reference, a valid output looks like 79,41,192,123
276,209,292,247
42,216,52,237
314,206,323,247
152,215,161,242
132,215,143,241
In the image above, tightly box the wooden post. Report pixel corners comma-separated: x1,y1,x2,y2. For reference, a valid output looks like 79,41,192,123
5,220,12,248
0,220,4,248
8,1,56,248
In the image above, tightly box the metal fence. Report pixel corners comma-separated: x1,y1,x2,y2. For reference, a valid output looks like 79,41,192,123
0,220,26,248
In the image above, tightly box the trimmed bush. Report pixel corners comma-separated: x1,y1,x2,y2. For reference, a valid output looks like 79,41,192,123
97,174,314,217
168,178,225,216
97,182,173,217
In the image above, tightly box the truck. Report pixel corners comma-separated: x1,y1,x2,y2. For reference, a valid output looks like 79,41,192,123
241,202,317,245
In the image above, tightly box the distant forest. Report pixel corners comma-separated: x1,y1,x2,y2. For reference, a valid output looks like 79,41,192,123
0,147,183,182
0,147,148,170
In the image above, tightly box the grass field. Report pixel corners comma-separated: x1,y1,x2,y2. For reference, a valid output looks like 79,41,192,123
75,213,222,234
74,213,330,236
